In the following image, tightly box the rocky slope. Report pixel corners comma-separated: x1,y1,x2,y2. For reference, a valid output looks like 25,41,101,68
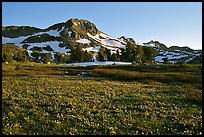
2,18,202,64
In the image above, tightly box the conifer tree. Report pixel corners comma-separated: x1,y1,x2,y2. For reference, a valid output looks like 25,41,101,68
70,44,84,62
97,46,106,61
16,50,28,62
43,53,52,63
142,46,158,63
125,41,136,62
105,48,111,61
54,52,63,63
162,57,170,64
110,53,120,61
83,50,93,62
136,45,144,64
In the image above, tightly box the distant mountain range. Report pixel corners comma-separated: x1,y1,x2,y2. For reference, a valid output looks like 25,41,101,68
2,18,202,64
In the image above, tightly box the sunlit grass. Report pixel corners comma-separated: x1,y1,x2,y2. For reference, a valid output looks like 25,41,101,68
2,63,202,135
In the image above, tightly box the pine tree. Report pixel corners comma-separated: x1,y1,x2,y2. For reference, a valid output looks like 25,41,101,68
120,48,126,62
136,45,144,64
126,41,136,62
31,51,44,63
162,57,169,64
54,52,63,63
62,54,71,63
70,44,84,62
83,50,93,62
105,48,111,61
22,44,30,49
141,54,147,63
43,53,52,64
97,46,106,61
116,49,120,61
16,50,28,62
142,46,158,63
110,53,120,61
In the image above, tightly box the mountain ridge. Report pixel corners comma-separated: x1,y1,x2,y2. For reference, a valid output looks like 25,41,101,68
2,18,202,64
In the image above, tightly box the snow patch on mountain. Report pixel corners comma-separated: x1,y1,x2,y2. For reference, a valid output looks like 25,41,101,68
99,33,127,45
101,39,126,49
184,56,195,63
155,56,165,63
142,43,155,47
83,46,101,52
87,32,126,49
154,49,201,64
76,38,91,44
35,29,60,37
68,31,72,37
74,22,78,26
2,29,61,46
2,36,29,46
26,41,70,53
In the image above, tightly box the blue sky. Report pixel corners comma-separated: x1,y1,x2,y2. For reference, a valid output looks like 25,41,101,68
2,2,202,50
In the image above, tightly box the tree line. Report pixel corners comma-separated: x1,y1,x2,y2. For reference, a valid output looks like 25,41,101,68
2,42,160,64
96,41,158,64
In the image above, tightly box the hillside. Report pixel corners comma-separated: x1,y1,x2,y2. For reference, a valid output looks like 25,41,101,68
2,18,202,65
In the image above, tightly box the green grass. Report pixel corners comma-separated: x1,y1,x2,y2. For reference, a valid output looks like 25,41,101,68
2,63,202,135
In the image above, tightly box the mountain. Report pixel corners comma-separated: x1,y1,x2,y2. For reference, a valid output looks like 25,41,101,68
2,18,202,64
140,40,202,64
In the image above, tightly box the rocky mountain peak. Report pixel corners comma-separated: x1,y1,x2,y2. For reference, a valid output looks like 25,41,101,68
2,18,202,64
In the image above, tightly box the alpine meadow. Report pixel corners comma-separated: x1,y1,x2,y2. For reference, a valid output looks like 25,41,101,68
2,2,202,135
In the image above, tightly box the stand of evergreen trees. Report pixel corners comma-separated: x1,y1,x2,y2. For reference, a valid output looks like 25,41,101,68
2,42,158,64
94,42,158,64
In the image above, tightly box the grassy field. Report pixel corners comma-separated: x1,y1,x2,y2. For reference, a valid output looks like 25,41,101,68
2,62,202,135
